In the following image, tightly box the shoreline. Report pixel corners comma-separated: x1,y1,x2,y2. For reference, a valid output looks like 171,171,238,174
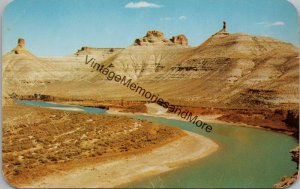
23,131,219,188
15,99,296,137
15,99,296,136
15,99,297,137
107,106,295,136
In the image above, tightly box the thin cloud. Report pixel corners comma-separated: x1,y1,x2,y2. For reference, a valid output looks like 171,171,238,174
178,16,187,20
160,16,187,21
269,21,285,26
125,1,162,8
257,21,285,27
160,17,172,21
256,22,267,25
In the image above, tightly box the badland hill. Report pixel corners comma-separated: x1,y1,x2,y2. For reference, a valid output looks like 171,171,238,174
2,23,299,111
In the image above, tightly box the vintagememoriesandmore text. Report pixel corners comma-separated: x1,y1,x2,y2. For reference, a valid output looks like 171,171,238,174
85,55,213,133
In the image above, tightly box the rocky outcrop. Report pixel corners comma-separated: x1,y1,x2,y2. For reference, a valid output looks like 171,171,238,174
134,30,171,46
170,35,188,46
11,38,26,54
215,21,230,36
134,30,188,46
274,146,299,188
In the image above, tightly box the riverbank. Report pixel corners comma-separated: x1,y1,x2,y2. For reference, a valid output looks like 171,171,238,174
107,103,297,136
13,96,298,137
24,131,218,188
3,102,218,187
36,97,297,137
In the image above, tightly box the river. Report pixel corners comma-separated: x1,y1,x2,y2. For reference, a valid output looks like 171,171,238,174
16,100,298,188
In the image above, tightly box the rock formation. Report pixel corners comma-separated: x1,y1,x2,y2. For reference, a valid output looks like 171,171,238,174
134,30,188,46
170,35,188,46
134,30,170,45
11,38,26,54
274,146,299,188
209,21,230,39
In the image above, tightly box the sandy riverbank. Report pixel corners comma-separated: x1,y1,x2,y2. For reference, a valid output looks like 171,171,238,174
108,103,294,135
108,104,246,127
17,99,297,136
23,131,218,188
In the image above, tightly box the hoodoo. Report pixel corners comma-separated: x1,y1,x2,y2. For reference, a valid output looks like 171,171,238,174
214,21,229,36
12,38,26,54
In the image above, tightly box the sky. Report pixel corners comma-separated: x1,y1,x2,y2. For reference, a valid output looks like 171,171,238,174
2,0,299,56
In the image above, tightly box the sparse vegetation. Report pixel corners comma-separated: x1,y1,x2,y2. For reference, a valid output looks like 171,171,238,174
2,104,184,186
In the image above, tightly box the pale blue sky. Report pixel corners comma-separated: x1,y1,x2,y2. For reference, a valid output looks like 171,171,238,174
2,0,299,56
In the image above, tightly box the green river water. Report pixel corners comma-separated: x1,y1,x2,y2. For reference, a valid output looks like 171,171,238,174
16,100,298,188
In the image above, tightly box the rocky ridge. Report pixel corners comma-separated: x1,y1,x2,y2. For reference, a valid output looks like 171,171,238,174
134,30,188,46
